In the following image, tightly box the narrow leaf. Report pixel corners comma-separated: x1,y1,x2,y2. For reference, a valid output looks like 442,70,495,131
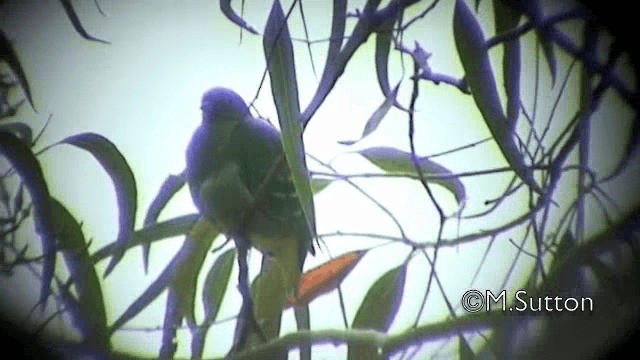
374,15,404,111
0,122,33,145
358,147,467,207
310,177,334,195
58,0,110,44
0,131,55,307
142,173,185,273
338,84,400,146
91,213,198,264
348,264,407,359
175,228,218,328
263,0,317,241
62,132,137,277
493,0,522,128
0,29,36,110
286,250,366,308
602,116,639,182
51,197,108,348
159,287,181,360
220,0,259,35
167,233,214,359
109,261,173,333
191,248,235,359
539,35,557,86
324,0,347,67
109,230,216,333
453,0,542,194
530,2,557,85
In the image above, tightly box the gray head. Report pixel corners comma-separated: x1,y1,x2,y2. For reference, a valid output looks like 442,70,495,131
200,87,249,124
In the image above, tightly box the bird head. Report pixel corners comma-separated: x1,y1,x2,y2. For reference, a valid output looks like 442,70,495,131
200,87,250,125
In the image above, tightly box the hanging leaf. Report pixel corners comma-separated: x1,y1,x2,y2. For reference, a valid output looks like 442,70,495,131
338,83,400,146
51,197,108,348
539,36,557,86
348,264,407,360
58,0,110,44
0,122,33,145
530,2,557,85
602,116,639,182
142,173,185,273
191,248,235,360
175,222,219,328
164,234,215,359
109,260,173,333
0,131,55,307
220,0,259,35
453,0,542,195
493,0,522,129
61,132,137,277
374,14,404,111
158,286,181,360
109,227,217,334
357,147,467,207
263,0,317,241
286,250,366,308
0,30,36,110
325,0,346,65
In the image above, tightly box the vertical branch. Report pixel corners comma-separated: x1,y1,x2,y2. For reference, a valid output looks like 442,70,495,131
407,61,446,327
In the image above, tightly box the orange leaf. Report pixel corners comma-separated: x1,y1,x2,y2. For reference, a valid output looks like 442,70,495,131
286,250,367,308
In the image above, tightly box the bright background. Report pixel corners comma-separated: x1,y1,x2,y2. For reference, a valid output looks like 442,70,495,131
1,0,638,358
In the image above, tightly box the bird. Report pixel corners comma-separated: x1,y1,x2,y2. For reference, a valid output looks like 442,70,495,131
185,87,315,351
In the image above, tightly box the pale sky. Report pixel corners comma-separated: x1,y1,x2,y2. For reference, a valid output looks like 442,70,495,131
1,0,638,358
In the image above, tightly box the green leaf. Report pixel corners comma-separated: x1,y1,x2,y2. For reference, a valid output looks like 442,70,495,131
58,0,110,44
338,83,400,146
0,30,36,110
51,197,108,348
61,132,137,277
493,0,522,128
109,232,215,334
220,0,258,35
453,0,542,195
348,265,407,360
0,131,55,307
159,286,181,359
539,35,557,86
167,234,214,358
191,248,236,359
357,147,467,207
263,0,317,241
603,115,639,182
142,173,185,273
109,261,173,333
530,2,557,85
91,213,198,264
0,122,33,145
310,177,334,194
374,14,404,111
325,0,347,65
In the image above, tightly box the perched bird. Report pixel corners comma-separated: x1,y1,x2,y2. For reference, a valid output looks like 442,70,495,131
185,87,315,349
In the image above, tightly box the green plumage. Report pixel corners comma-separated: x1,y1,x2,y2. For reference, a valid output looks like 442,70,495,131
186,88,314,274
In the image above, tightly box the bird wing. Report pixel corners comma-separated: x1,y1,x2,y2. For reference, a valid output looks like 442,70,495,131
236,116,315,270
